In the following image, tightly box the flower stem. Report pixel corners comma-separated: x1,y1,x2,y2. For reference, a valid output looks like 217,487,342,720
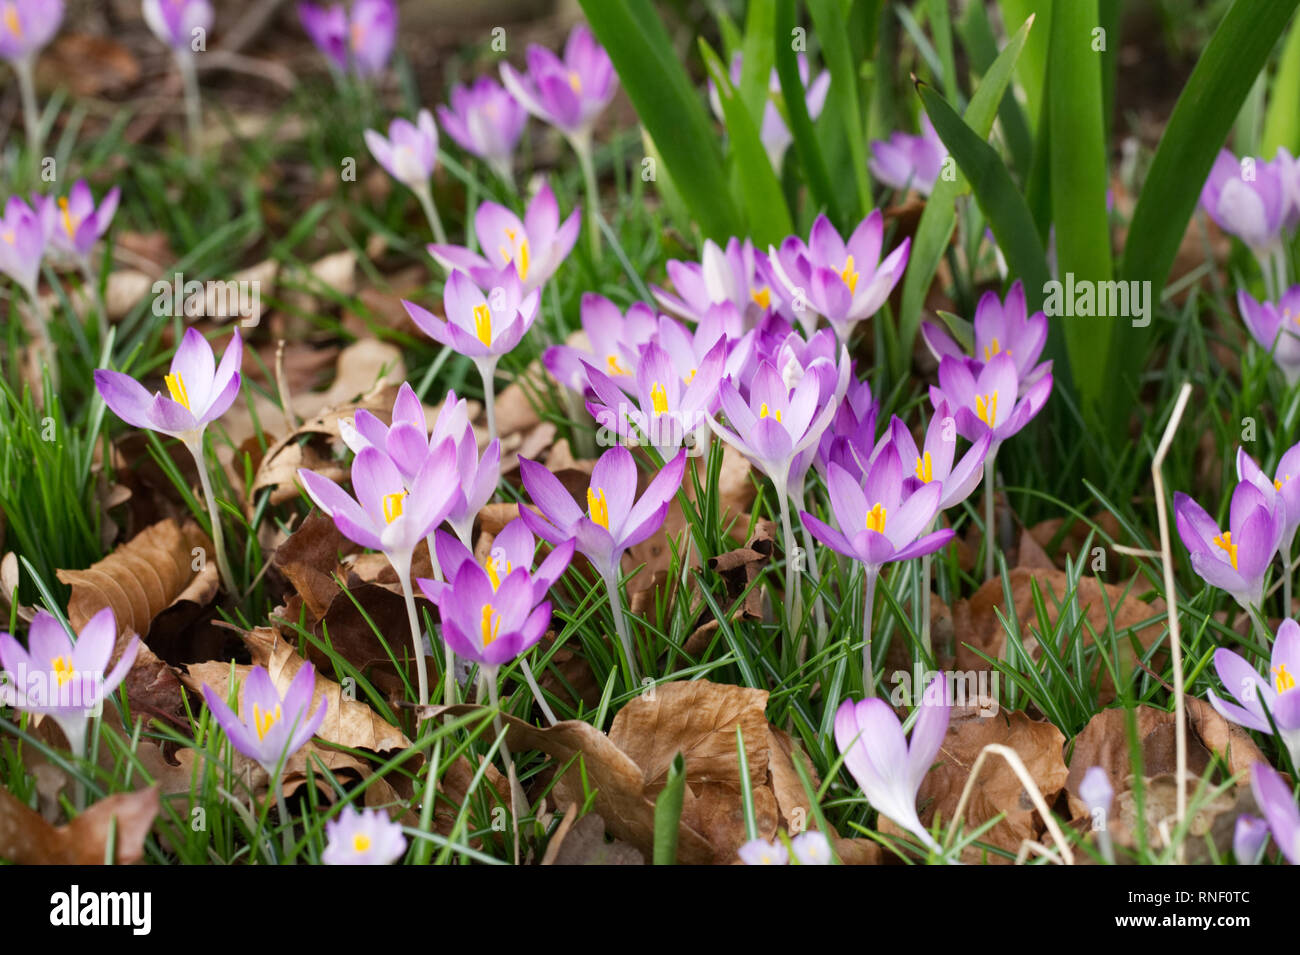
797,502,828,658
485,670,522,865
189,439,238,596
274,776,293,862
13,56,41,178
176,52,203,167
983,452,998,582
396,562,431,708
920,517,938,660
775,478,802,644
26,288,59,397
477,359,498,447
603,568,639,689
59,719,88,812
1285,541,1294,618
573,137,602,262
862,569,879,696
413,181,448,246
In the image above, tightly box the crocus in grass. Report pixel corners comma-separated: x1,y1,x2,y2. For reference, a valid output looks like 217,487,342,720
790,830,833,865
519,445,686,684
921,281,1050,389
835,674,949,853
1249,762,1300,865
708,52,830,172
542,293,658,392
403,269,541,445
428,182,578,297
1237,286,1300,385
142,0,212,49
768,212,911,342
1206,618,1300,767
652,235,782,328
888,403,992,513
1174,480,1283,613
0,608,139,760
0,0,62,164
95,328,242,595
500,23,615,258
38,180,121,268
0,194,47,301
738,837,789,866
1234,814,1270,865
297,444,459,706
1238,443,1300,611
1078,765,1116,864
200,663,327,777
299,0,396,77
436,76,527,187
365,109,446,243
869,114,948,197
323,806,407,865
802,448,954,690
1202,148,1294,297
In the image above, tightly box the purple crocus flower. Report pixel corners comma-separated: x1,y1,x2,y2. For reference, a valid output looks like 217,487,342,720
1249,761,1300,864
653,236,782,328
930,352,1052,456
1201,148,1292,264
1238,443,1300,557
299,0,395,77
1237,286,1300,385
738,837,788,865
1174,481,1284,611
365,110,437,191
542,294,658,393
816,372,878,482
1078,765,1114,822
921,281,1050,389
0,194,47,300
0,0,61,62
428,182,579,297
869,114,948,197
436,76,527,186
1206,618,1300,766
323,805,407,865
888,403,992,512
142,0,212,51
426,518,574,606
1234,814,1270,865
768,212,911,342
200,662,327,777
834,674,949,853
499,23,616,146
94,328,242,446
708,51,830,171
0,608,139,758
37,180,120,265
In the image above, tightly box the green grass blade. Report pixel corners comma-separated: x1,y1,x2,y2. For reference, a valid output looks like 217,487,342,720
774,0,842,225
652,752,687,865
808,0,872,218
1262,12,1300,156
958,0,1033,179
739,0,776,123
997,0,1052,132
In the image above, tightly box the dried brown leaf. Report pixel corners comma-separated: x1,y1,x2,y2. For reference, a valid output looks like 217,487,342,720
0,785,159,864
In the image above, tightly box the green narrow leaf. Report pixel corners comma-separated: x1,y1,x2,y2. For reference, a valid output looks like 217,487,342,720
700,38,794,247
653,752,687,865
578,0,742,241
1262,12,1300,156
998,0,1052,132
958,0,1032,179
774,0,842,224
895,14,1034,376
918,82,1050,311
927,0,962,107
808,0,872,218
739,0,777,124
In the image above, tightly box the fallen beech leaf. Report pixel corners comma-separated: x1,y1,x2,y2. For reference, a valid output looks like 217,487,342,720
42,33,140,96
1110,773,1244,861
0,785,159,864
543,811,644,865
1185,697,1267,783
273,511,356,619
57,518,216,636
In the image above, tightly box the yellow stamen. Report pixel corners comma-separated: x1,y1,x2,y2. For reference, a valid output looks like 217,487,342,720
1,231,13,245
473,303,492,346
915,452,933,484
759,402,783,422
58,197,77,241
866,503,887,534
840,255,859,295
983,338,1010,363
165,373,190,411
51,656,74,687
353,833,371,853
751,286,772,309
484,554,512,590
1275,663,1297,693
4,4,20,38
349,20,365,51
253,703,281,741
975,391,998,427
1212,531,1239,570
569,70,582,94
606,353,632,376
480,604,502,647
383,491,406,524
683,368,698,385
587,487,609,529
651,383,668,415
516,239,530,282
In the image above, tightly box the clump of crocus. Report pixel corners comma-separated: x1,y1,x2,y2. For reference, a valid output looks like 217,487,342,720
1237,286,1300,386
365,109,446,243
1174,479,1283,616
436,76,527,189
1249,761,1299,864
835,673,949,855
767,212,911,343
323,806,407,865
297,444,459,706
921,281,1050,391
299,0,396,78
1234,814,1270,865
801,448,954,691
0,0,63,167
708,51,829,172
500,23,616,258
519,445,686,686
869,114,948,197
1201,147,1296,298
142,0,213,160
1238,443,1300,611
652,235,782,328
428,182,579,298
95,328,243,595
0,608,139,766
403,269,541,445
1206,618,1300,767
542,293,658,393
